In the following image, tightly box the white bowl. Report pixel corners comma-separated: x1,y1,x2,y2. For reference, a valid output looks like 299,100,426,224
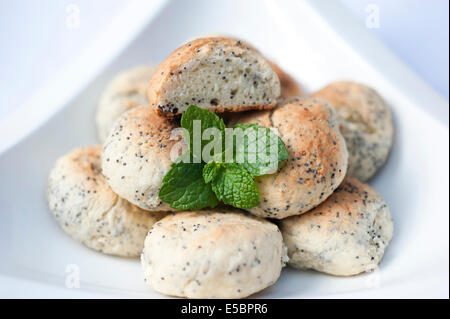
0,0,448,298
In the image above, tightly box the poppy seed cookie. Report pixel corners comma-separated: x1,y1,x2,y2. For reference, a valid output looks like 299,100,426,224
279,177,393,276
141,209,288,298
148,37,281,117
101,106,180,211
312,81,394,181
230,98,348,219
47,145,166,257
96,65,156,142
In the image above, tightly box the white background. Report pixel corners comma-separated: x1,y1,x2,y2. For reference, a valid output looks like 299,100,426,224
341,0,449,99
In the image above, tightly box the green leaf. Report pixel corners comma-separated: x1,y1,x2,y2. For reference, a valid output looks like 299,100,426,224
232,123,289,176
159,161,219,210
211,163,260,209
181,105,226,158
203,161,223,184
159,107,289,211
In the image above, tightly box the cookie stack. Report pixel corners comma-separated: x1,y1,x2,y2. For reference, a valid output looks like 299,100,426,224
47,37,394,298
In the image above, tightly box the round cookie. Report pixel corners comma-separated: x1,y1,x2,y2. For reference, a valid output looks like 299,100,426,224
231,97,348,219
141,208,288,298
47,145,166,257
148,37,281,117
312,81,393,181
268,61,302,98
183,37,302,99
96,65,156,142
279,177,393,276
102,106,181,212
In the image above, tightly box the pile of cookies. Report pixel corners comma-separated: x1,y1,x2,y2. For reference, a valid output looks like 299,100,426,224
47,37,394,298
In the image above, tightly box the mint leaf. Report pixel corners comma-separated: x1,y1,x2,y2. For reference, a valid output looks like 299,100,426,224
181,105,226,159
159,161,219,210
232,123,289,176
211,163,260,209
203,161,223,184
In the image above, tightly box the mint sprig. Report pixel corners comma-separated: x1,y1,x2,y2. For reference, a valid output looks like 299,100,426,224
159,105,289,210
158,162,219,210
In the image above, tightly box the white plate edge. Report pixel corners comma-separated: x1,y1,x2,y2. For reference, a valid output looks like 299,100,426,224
0,0,171,156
